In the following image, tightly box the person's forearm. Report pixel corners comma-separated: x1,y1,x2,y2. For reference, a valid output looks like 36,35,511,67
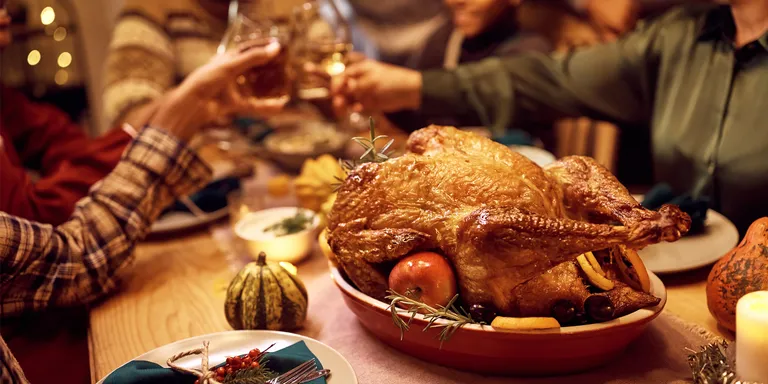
417,42,653,136
0,127,211,315
149,87,212,142
116,98,164,129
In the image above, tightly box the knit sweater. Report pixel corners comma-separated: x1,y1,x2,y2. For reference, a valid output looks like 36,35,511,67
103,0,373,126
103,0,230,125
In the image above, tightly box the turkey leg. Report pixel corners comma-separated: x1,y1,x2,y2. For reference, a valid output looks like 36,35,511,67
544,156,690,240
459,207,685,258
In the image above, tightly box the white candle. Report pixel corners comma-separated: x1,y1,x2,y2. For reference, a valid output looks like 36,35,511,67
736,291,768,383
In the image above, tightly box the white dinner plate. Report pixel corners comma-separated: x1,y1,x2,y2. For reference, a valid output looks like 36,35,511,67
508,145,557,167
632,195,739,274
150,208,229,235
97,330,357,384
150,161,239,235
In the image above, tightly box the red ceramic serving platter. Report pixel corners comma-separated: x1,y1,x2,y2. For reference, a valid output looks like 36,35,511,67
330,265,667,376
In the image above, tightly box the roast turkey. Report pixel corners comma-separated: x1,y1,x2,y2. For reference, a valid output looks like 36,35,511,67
327,126,690,316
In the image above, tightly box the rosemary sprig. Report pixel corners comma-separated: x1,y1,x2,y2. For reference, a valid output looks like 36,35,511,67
332,117,395,190
223,364,275,384
385,290,484,347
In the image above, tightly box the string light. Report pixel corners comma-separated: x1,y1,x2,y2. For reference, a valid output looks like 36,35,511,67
57,52,72,68
40,7,56,25
53,27,67,41
27,50,41,66
54,69,68,85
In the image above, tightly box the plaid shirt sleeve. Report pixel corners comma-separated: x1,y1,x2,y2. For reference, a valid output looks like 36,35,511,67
0,126,211,317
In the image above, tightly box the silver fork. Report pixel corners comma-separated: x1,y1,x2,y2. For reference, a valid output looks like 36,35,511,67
266,360,317,384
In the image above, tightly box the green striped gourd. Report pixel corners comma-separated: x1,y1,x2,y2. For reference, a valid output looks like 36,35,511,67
225,252,308,331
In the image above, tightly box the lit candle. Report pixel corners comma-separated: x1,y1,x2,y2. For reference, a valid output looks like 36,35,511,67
736,291,768,383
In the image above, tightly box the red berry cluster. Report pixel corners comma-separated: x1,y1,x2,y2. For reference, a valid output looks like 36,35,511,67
194,349,262,384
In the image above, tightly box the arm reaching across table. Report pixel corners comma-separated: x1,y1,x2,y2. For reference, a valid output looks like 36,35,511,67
334,7,683,135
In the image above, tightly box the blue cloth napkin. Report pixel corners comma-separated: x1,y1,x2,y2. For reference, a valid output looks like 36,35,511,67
493,129,535,146
235,117,273,144
103,341,326,384
641,183,709,234
166,177,241,214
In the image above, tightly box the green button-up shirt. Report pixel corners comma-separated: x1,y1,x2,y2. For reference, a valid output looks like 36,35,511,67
420,5,768,232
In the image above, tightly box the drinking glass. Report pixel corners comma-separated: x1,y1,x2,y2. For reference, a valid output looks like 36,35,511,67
291,0,352,100
208,12,292,152
220,14,293,103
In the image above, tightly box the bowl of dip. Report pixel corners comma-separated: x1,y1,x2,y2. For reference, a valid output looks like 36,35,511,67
263,121,347,172
234,207,320,264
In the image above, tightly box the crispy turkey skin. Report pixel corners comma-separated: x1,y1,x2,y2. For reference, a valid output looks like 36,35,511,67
328,126,690,316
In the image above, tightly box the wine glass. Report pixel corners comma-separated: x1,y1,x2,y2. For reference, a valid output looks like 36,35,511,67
291,0,352,101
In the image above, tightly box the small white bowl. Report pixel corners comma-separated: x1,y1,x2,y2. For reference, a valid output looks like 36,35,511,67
234,207,320,264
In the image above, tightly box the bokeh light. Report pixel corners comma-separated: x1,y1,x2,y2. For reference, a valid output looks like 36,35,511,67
27,50,41,66
53,27,67,41
40,7,56,25
57,52,72,68
54,69,69,85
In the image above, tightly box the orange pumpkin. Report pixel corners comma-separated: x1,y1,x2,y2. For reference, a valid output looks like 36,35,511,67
706,217,768,332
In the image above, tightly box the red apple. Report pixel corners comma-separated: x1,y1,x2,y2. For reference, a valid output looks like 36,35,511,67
388,252,458,309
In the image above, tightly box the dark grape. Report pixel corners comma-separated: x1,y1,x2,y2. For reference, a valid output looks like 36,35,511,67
550,299,577,324
585,295,615,322
468,304,497,323
573,312,589,325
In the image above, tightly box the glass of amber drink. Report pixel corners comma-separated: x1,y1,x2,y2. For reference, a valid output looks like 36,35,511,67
221,14,292,102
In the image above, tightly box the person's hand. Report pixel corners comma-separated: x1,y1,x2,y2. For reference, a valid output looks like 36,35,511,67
584,0,639,41
331,59,422,115
150,41,287,141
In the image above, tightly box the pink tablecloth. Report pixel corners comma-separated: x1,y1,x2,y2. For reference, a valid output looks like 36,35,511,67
211,161,717,384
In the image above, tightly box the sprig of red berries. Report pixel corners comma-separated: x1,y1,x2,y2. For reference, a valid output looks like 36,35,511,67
194,344,274,384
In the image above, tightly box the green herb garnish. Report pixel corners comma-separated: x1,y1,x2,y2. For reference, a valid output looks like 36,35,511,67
332,117,394,190
386,290,483,347
263,211,314,237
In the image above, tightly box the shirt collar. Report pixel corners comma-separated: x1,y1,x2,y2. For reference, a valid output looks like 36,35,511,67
698,5,768,51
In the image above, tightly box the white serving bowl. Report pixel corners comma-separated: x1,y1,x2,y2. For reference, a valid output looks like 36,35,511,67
234,207,320,264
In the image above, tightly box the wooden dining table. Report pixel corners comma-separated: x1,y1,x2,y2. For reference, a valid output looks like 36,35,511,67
86,144,735,383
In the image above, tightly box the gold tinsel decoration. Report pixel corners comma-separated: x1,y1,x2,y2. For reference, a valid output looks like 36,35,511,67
687,341,761,384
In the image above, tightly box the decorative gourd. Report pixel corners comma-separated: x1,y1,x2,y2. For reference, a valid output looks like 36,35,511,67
706,217,768,332
225,252,308,331
294,155,345,212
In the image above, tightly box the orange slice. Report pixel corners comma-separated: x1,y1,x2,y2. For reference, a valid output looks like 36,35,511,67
584,251,606,277
613,246,651,293
577,254,615,290
491,316,561,331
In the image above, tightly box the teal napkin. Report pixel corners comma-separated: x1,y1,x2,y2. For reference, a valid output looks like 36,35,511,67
641,183,709,234
103,341,326,384
492,129,534,146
